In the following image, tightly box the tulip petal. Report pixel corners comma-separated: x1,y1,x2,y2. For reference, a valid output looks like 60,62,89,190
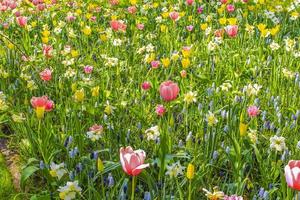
285,165,293,188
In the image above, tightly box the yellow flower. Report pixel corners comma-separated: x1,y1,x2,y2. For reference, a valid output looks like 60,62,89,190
82,26,92,36
182,48,191,58
257,23,266,32
260,29,270,37
239,122,248,136
227,18,237,25
74,89,85,102
181,58,190,68
270,25,280,36
111,15,118,20
153,2,159,8
97,158,104,172
219,17,227,25
31,21,37,28
75,9,82,15
188,15,193,22
49,170,57,177
203,187,225,200
186,163,195,180
160,25,167,32
100,34,108,42
86,13,92,19
184,91,197,104
130,0,137,5
42,30,50,37
162,12,169,19
91,86,100,97
248,5,255,11
71,50,79,58
200,23,208,30
42,37,49,44
35,107,45,119
161,58,170,68
104,104,113,115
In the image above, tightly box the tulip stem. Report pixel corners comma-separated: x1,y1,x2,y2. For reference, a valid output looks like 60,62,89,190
296,191,299,200
188,179,192,200
131,176,136,200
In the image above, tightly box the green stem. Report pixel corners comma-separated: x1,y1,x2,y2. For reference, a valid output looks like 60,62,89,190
188,179,192,200
296,191,298,200
131,176,136,200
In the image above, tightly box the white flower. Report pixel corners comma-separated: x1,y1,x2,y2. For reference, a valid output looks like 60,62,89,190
50,162,67,180
207,41,218,51
113,39,122,46
58,181,82,200
270,135,286,152
219,82,232,92
243,83,262,96
145,126,160,141
184,91,197,104
270,42,280,51
166,162,185,177
282,68,295,79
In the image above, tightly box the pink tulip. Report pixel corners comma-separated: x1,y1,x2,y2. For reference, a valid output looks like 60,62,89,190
110,20,126,32
137,23,144,30
226,4,235,13
141,81,151,91
109,0,119,6
43,44,53,58
83,65,93,74
151,60,160,69
156,105,166,116
89,124,103,134
225,25,238,38
127,6,137,14
37,3,45,11
197,7,203,14
31,96,54,111
39,68,52,81
186,0,194,6
247,105,259,117
186,25,194,32
169,11,179,21
16,16,27,27
159,80,180,102
120,146,149,176
285,160,300,191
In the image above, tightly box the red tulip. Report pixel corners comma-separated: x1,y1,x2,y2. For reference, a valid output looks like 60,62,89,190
285,160,300,191
31,96,54,119
120,146,149,176
40,68,52,81
159,81,180,102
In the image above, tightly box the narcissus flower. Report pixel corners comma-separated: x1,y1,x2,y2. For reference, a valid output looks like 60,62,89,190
120,146,149,176
31,96,54,119
58,181,82,200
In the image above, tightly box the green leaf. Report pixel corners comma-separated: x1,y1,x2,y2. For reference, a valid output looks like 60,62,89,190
21,166,39,189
